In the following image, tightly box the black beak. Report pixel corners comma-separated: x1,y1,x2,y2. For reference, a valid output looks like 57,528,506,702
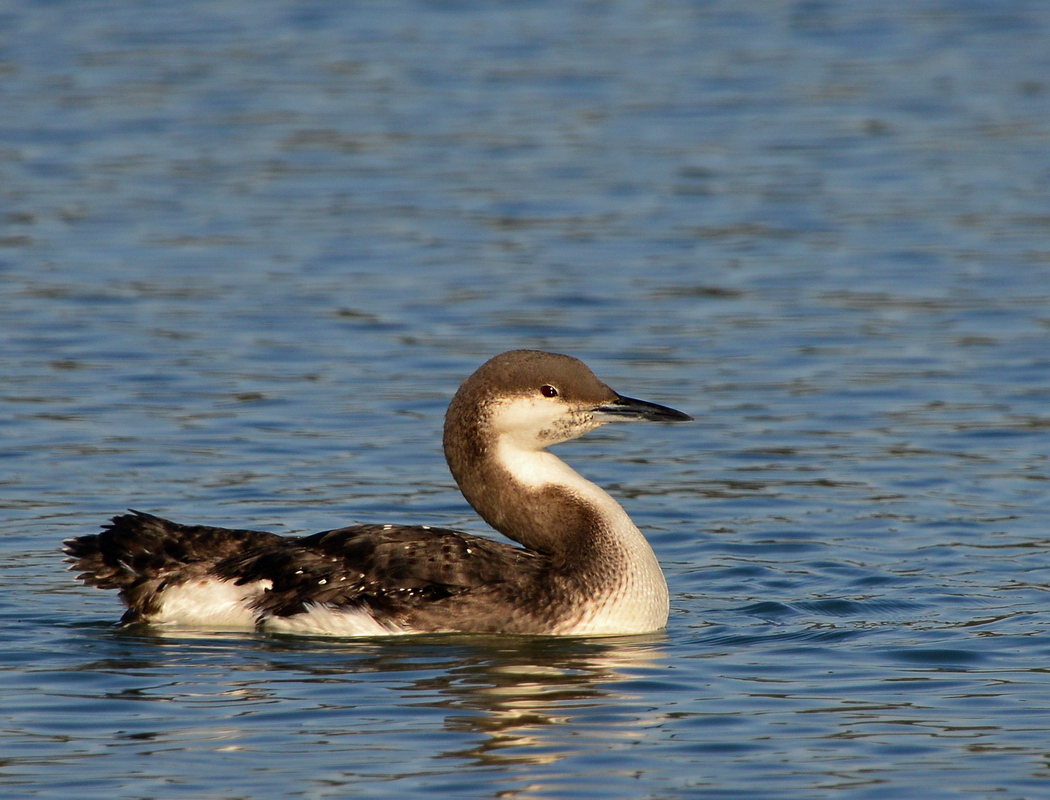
594,394,693,423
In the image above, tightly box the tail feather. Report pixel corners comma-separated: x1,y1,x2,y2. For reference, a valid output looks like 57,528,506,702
64,510,281,620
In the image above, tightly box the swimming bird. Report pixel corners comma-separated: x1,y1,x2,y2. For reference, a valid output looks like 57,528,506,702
64,349,691,636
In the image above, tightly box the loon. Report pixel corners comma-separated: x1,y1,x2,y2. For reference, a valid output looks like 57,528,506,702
64,349,692,637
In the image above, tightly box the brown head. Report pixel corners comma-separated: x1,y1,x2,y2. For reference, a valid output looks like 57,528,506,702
441,350,691,549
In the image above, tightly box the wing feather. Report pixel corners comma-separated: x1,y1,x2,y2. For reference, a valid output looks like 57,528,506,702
216,524,543,617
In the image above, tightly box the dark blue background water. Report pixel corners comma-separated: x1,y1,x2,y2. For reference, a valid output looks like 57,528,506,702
3,1,1050,797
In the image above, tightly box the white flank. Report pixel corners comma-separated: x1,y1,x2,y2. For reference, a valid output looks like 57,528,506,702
261,604,406,637
152,580,408,637
152,578,271,630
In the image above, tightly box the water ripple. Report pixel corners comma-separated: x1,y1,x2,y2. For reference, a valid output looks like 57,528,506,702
4,0,1050,798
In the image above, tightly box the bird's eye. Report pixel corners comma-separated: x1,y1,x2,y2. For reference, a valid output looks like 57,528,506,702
540,384,559,398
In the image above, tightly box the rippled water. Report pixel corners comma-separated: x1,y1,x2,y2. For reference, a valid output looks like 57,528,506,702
3,1,1050,797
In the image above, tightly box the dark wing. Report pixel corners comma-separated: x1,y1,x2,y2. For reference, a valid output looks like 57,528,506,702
64,510,283,590
215,524,545,619
66,513,549,631
64,510,284,619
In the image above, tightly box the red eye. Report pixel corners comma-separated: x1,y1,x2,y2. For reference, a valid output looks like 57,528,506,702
540,384,559,398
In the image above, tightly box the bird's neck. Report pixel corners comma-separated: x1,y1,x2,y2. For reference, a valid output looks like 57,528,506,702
444,420,669,631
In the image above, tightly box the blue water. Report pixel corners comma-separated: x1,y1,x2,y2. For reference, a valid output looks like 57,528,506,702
3,1,1050,797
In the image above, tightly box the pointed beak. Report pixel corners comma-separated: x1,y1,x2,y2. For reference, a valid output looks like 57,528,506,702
594,394,693,423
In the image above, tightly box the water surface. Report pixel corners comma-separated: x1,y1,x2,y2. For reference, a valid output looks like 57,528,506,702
2,1,1050,797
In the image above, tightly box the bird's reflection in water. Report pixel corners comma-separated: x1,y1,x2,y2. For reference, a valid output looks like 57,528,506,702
114,626,670,768
296,632,671,770
423,636,668,767
90,624,673,798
